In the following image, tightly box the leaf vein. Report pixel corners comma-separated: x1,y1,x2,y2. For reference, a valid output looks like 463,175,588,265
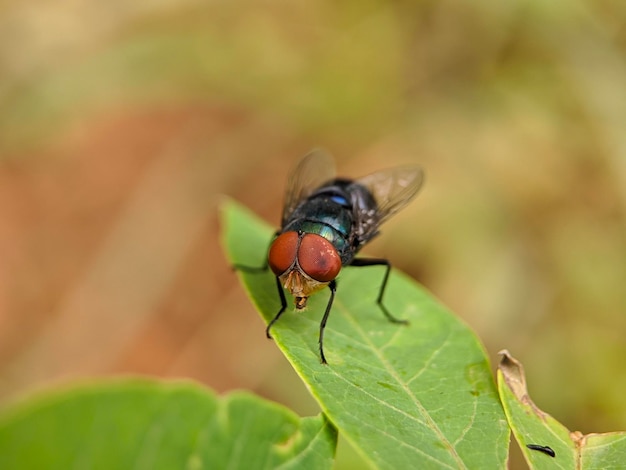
336,299,468,470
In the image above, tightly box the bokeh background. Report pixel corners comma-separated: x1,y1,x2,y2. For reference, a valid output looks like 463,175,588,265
1,1,625,468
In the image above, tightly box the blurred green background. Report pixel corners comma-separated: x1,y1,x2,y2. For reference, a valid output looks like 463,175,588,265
1,0,625,468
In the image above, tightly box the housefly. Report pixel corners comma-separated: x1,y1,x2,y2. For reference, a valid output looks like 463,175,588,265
236,149,424,364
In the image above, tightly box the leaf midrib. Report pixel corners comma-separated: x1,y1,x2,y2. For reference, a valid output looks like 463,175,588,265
332,296,469,470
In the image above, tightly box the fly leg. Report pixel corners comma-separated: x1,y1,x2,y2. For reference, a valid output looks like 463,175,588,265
349,258,409,325
318,280,337,364
266,276,287,339
231,232,278,272
234,262,283,338
232,263,267,272
232,233,288,340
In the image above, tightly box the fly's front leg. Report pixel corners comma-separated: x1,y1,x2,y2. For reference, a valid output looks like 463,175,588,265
349,258,409,325
231,233,287,339
318,280,337,365
266,276,287,339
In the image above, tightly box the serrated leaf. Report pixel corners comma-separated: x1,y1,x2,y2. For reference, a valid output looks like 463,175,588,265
498,350,626,469
0,379,337,470
221,199,509,469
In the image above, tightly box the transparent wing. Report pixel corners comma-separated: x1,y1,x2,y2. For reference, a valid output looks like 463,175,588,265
354,165,424,239
282,149,336,225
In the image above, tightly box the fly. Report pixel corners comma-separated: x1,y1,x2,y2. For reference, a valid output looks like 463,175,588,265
236,149,424,364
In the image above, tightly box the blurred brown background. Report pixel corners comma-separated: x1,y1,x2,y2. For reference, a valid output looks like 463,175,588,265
1,1,625,467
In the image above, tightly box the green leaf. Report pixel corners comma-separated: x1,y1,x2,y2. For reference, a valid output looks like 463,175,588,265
498,350,626,469
0,379,337,470
221,199,510,469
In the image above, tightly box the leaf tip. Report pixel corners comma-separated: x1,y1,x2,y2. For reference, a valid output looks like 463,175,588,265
497,350,549,422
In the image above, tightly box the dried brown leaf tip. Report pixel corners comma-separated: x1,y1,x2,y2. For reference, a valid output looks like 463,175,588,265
497,349,548,421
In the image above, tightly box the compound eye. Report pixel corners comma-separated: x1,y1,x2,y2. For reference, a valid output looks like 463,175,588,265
268,232,299,276
298,234,342,282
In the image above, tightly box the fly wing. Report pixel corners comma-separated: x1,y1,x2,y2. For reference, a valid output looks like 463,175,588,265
354,165,424,241
282,149,336,225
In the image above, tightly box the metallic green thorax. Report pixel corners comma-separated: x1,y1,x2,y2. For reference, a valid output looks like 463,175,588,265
281,179,378,265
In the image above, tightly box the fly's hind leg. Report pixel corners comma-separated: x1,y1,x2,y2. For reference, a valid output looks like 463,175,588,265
349,258,409,325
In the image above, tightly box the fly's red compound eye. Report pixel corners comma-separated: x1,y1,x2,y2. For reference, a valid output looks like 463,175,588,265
298,233,342,282
268,231,299,276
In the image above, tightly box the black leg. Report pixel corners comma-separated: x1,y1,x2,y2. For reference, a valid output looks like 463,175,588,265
318,280,337,365
232,232,278,272
231,233,287,339
266,276,287,339
349,258,408,325
233,262,267,273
